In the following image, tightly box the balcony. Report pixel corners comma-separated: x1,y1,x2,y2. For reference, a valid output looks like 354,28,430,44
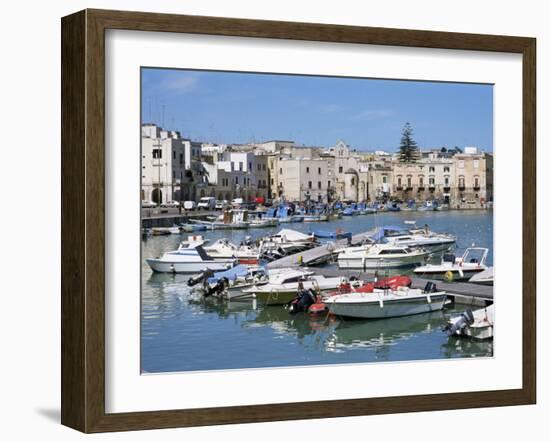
406,186,413,191
417,186,425,191
396,186,403,191
458,186,466,191
473,186,481,191
443,186,451,192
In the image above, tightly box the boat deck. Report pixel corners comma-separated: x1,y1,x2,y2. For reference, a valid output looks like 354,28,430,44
266,228,377,268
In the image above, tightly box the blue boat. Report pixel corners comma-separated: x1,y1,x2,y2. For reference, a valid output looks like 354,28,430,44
312,230,352,240
342,207,355,216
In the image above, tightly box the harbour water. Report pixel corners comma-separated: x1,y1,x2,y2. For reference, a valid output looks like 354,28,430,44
141,210,493,373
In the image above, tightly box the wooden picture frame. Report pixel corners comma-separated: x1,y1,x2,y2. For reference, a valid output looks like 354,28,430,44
61,8,536,433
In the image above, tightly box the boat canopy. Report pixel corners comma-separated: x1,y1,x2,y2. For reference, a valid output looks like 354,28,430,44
274,228,311,241
368,226,409,242
312,230,352,239
207,264,251,283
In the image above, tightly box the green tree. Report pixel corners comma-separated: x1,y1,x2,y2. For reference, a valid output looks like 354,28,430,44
398,122,420,162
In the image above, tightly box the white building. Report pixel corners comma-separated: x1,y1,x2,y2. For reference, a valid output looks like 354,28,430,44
141,124,207,204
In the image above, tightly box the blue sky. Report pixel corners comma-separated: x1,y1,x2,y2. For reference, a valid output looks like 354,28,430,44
141,68,493,152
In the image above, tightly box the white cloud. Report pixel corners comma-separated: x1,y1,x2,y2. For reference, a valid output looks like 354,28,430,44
161,74,200,94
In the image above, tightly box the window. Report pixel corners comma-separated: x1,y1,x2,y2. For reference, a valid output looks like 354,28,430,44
258,164,261,171
179,153,183,165
248,162,252,170
474,176,480,187
235,177,239,184
419,176,424,187
444,166,450,173
318,167,322,174
308,181,312,189
382,176,387,184
328,180,331,188
397,177,402,187
339,166,343,173
152,149,162,159
459,176,465,187
407,177,412,187
306,167,310,173
429,177,435,186
263,164,266,171
473,160,479,168
444,176,450,186
173,151,176,160
239,162,243,171
318,181,322,189
271,178,274,185
279,168,283,175
429,166,435,173
351,177,355,186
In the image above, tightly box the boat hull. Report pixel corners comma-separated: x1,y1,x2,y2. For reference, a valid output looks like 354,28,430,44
146,259,233,273
338,254,426,269
414,267,485,281
327,293,447,319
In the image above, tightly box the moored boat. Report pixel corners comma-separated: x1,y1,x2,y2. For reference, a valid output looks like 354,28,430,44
203,238,261,264
337,243,430,269
146,236,236,273
242,270,347,305
468,266,494,285
413,247,489,281
444,304,494,340
370,224,456,253
324,283,446,319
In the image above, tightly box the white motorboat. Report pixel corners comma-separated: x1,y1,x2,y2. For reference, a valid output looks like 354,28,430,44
259,228,317,255
151,225,182,235
241,270,346,305
203,238,261,264
324,284,447,319
413,247,489,281
373,225,456,253
249,218,279,228
146,236,236,273
337,243,431,269
444,304,494,340
468,266,494,285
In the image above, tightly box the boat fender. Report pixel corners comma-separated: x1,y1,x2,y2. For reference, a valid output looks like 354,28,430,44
444,271,454,282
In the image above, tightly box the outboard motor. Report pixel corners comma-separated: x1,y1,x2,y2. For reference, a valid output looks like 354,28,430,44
203,277,229,298
424,281,437,293
444,309,475,336
288,289,317,314
187,271,207,287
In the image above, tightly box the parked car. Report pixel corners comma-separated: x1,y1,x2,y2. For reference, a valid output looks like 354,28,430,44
197,196,216,210
160,200,180,208
215,200,229,210
231,198,244,207
141,200,157,208
183,201,197,210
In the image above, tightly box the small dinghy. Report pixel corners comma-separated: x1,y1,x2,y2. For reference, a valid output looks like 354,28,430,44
443,304,494,340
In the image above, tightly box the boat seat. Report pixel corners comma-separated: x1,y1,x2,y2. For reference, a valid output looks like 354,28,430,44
424,281,437,293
